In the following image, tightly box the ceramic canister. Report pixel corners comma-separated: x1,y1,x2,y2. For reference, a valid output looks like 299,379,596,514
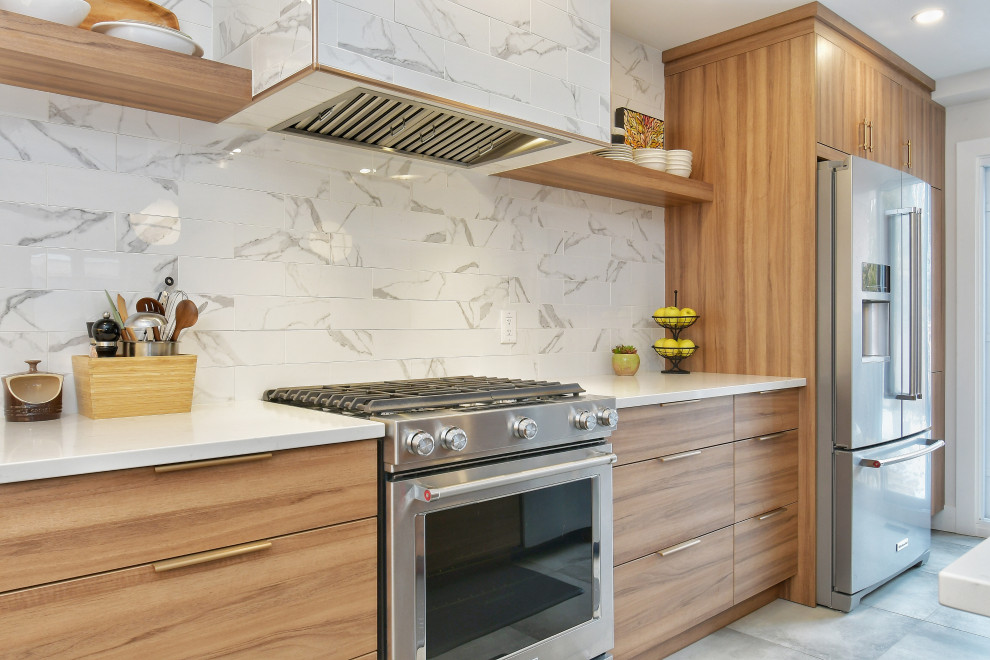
3,360,63,422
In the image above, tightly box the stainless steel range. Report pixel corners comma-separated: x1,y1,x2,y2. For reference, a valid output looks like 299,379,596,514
266,376,617,660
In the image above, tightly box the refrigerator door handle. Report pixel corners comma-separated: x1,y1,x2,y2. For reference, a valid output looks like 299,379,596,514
888,207,924,401
859,439,944,468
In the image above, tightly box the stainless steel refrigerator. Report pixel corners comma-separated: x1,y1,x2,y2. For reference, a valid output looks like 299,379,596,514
816,155,944,612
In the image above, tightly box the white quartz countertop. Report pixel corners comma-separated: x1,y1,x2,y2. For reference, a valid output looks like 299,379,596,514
0,401,384,485
939,536,990,617
578,372,806,408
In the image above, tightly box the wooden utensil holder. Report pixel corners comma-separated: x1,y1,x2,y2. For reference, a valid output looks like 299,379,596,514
71,355,197,419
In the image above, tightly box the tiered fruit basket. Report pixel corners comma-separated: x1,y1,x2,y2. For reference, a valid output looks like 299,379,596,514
652,291,699,374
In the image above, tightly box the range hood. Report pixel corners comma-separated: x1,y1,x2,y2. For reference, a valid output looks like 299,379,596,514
224,70,603,174
270,88,560,168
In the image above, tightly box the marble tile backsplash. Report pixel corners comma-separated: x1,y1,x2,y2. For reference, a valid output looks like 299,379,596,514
0,34,665,414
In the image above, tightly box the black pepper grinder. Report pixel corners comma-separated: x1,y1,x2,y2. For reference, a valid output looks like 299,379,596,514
92,311,121,358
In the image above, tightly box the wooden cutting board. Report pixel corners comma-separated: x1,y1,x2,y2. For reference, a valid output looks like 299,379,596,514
80,0,180,31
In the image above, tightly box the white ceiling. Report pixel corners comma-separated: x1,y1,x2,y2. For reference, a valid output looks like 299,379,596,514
612,0,990,82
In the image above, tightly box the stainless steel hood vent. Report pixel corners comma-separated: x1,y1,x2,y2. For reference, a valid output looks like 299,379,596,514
271,87,562,168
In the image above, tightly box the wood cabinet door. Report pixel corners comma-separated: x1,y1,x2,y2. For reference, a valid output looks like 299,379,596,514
733,503,798,604
862,63,903,170
928,100,946,188
611,397,734,466
733,388,799,440
0,519,378,659
932,186,945,372
734,429,799,522
0,440,377,593
902,86,929,179
613,442,734,565
614,527,733,659
816,35,863,156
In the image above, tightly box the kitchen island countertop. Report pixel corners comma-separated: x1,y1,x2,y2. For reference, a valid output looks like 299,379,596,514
0,401,384,485
579,371,806,408
939,536,990,618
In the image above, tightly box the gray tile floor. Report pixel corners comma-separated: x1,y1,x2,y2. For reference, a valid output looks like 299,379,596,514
668,531,989,660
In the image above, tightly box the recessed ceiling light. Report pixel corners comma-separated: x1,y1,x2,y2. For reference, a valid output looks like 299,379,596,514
912,8,944,24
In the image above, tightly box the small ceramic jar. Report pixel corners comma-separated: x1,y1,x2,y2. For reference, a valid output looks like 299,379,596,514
3,360,63,422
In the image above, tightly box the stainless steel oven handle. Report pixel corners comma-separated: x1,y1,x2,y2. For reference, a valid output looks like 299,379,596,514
859,439,943,468
412,452,618,502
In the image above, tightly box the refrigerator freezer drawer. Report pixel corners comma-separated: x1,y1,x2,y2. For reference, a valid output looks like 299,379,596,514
833,433,938,595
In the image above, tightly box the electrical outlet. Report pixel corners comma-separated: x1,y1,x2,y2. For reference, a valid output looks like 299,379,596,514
500,310,517,344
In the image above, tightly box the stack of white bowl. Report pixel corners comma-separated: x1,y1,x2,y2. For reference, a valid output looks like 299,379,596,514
632,148,667,171
666,150,693,177
594,144,634,163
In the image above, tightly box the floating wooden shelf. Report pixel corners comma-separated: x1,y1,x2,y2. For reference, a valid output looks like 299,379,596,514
0,10,251,122
495,152,714,208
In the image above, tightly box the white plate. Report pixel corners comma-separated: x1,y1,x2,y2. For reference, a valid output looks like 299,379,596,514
91,20,204,57
636,162,667,171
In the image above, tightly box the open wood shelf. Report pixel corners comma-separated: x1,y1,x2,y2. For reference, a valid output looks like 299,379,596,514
0,10,251,122
495,152,714,208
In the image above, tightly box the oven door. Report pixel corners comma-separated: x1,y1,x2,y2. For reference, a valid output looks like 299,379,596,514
387,444,616,660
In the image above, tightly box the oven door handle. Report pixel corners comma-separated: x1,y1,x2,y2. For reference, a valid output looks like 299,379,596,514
411,452,618,502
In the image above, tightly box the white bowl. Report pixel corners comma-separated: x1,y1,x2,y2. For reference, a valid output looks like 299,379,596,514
91,20,204,57
667,149,694,158
636,161,667,171
0,0,91,26
667,167,693,178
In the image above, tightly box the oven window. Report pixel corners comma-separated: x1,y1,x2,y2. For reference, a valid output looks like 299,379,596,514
424,478,595,659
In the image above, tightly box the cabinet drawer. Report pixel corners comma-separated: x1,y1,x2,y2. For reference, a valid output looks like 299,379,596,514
612,397,734,466
0,518,377,659
733,388,799,440
614,443,734,565
0,440,377,593
614,527,733,659
734,429,799,522
733,503,798,604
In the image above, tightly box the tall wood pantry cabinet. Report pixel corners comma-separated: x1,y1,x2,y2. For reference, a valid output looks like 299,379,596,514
661,1,947,609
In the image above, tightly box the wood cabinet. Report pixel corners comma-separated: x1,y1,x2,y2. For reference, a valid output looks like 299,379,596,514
0,440,379,659
663,1,946,608
614,527,734,659
0,520,377,659
611,390,800,658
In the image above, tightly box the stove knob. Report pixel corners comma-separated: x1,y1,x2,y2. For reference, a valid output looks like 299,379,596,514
513,417,539,440
575,410,598,431
597,407,619,428
439,427,468,451
405,430,436,456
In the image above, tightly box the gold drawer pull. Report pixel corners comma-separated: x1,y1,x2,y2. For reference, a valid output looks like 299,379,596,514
660,398,702,407
757,432,788,442
758,507,788,521
757,390,778,395
660,450,702,462
153,541,273,573
154,453,273,473
657,538,702,557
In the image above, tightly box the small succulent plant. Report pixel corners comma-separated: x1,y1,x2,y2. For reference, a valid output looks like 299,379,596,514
612,344,638,355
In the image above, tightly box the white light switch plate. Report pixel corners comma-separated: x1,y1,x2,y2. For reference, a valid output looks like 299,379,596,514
500,310,517,344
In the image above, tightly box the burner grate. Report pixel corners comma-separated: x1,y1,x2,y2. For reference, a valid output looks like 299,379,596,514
265,376,584,415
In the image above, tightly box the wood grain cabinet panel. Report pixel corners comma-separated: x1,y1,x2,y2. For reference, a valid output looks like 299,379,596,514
733,503,798,604
614,443,734,565
932,187,945,372
734,429,800,522
0,440,377,593
611,397,734,466
733,389,800,440
614,527,734,659
0,519,378,660
816,35,862,156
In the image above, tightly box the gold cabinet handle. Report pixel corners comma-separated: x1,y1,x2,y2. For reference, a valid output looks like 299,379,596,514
758,507,788,521
657,537,702,557
660,398,701,407
660,449,702,462
860,119,869,150
906,139,913,169
153,541,273,573
154,452,273,473
868,121,875,153
756,431,788,442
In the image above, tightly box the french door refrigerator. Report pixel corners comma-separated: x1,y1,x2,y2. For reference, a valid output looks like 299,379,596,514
816,155,944,612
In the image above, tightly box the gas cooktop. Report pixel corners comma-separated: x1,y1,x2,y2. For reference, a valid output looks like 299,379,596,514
264,376,586,416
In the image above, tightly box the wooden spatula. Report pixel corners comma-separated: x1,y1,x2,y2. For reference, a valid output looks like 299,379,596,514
116,294,136,342
135,297,166,341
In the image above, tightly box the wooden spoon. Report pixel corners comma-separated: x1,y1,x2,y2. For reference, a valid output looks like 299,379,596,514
170,299,199,341
135,297,166,341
